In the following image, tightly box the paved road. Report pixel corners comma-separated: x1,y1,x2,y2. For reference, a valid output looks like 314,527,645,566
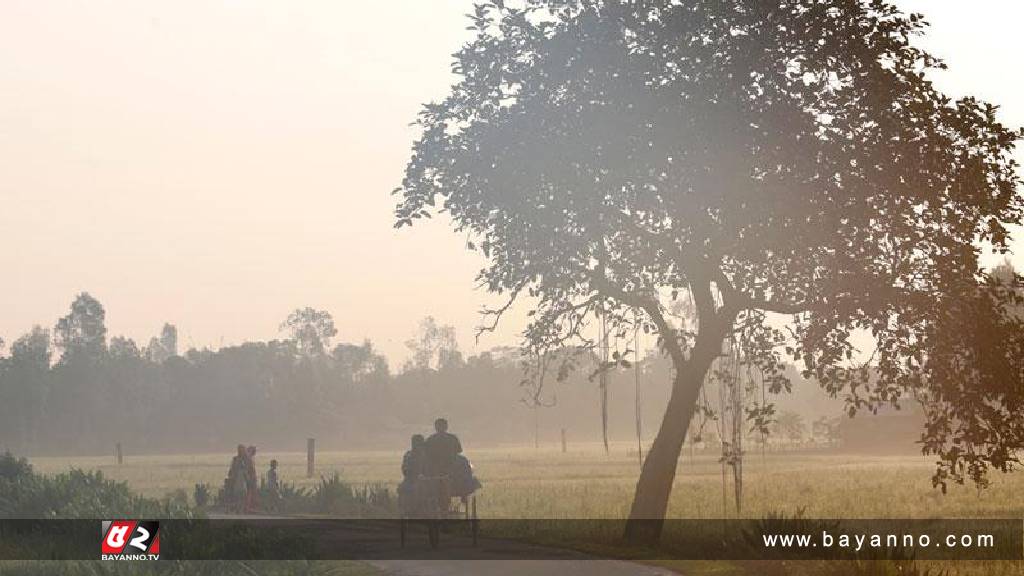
367,525,674,575
209,513,678,575
368,559,675,576
345,521,676,576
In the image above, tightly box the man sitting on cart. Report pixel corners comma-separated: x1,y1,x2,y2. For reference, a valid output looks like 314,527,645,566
424,417,462,476
399,421,480,549
424,417,480,501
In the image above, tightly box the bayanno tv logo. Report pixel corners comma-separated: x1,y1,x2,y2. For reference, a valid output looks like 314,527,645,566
101,520,160,560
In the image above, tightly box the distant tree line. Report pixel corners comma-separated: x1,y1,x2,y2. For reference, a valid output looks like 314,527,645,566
0,293,396,454
0,293,698,456
9,277,997,457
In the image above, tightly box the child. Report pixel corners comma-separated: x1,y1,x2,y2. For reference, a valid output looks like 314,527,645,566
266,459,281,511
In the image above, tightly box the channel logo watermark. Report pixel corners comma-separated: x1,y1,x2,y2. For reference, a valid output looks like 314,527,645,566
101,520,160,560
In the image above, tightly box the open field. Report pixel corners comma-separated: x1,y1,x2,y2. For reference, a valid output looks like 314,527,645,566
27,443,1024,520
19,445,1024,575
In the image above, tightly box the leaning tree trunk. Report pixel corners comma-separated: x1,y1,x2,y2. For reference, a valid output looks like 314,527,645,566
623,303,735,544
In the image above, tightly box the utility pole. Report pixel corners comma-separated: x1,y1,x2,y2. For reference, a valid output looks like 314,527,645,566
307,438,315,478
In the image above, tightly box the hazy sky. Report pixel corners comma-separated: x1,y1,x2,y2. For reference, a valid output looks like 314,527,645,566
1,1,1022,364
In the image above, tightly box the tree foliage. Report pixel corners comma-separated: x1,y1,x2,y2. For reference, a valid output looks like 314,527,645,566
404,316,463,371
395,0,1023,516
0,292,853,465
0,296,397,455
281,308,338,357
147,323,179,363
54,292,107,365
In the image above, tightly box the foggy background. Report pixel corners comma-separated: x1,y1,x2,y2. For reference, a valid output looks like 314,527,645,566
1,0,1022,367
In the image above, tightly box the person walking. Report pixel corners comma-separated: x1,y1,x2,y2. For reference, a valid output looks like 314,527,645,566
265,459,281,511
244,445,258,513
227,444,248,513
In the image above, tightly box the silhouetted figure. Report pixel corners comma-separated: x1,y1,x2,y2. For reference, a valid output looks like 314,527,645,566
267,459,280,491
402,434,426,479
424,418,462,477
244,445,258,513
265,459,281,511
226,444,248,513
451,453,482,498
398,434,426,509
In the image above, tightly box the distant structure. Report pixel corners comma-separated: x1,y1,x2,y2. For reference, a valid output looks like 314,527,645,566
838,404,925,455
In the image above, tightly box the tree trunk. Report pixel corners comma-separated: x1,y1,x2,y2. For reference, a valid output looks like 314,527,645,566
623,297,735,544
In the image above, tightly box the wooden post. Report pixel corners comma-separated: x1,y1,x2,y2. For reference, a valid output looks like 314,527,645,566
560,428,567,453
307,438,315,478
533,408,539,450
115,442,123,465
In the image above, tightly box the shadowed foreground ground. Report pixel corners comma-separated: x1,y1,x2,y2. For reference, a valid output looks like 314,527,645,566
369,560,674,576
206,513,676,576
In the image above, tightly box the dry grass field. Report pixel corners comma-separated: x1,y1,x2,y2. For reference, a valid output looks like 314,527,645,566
27,442,1024,520
21,444,1024,575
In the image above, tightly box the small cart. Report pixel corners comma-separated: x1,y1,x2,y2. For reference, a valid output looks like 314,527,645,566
399,474,478,549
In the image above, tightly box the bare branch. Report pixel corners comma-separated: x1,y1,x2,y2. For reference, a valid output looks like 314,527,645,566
476,283,525,342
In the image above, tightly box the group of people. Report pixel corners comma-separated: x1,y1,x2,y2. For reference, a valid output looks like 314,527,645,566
221,419,475,515
225,444,280,513
398,418,481,509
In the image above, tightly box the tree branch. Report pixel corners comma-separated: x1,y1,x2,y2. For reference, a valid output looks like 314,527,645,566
740,296,810,315
476,284,525,341
589,274,687,368
612,213,700,277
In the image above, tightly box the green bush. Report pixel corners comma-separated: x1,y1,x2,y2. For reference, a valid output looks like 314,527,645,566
0,453,32,482
0,453,194,519
313,474,392,517
223,473,393,517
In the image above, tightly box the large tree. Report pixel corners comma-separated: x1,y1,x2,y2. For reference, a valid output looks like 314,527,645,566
280,307,338,357
0,326,51,449
146,323,178,363
54,292,107,365
404,316,462,372
396,0,1024,541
